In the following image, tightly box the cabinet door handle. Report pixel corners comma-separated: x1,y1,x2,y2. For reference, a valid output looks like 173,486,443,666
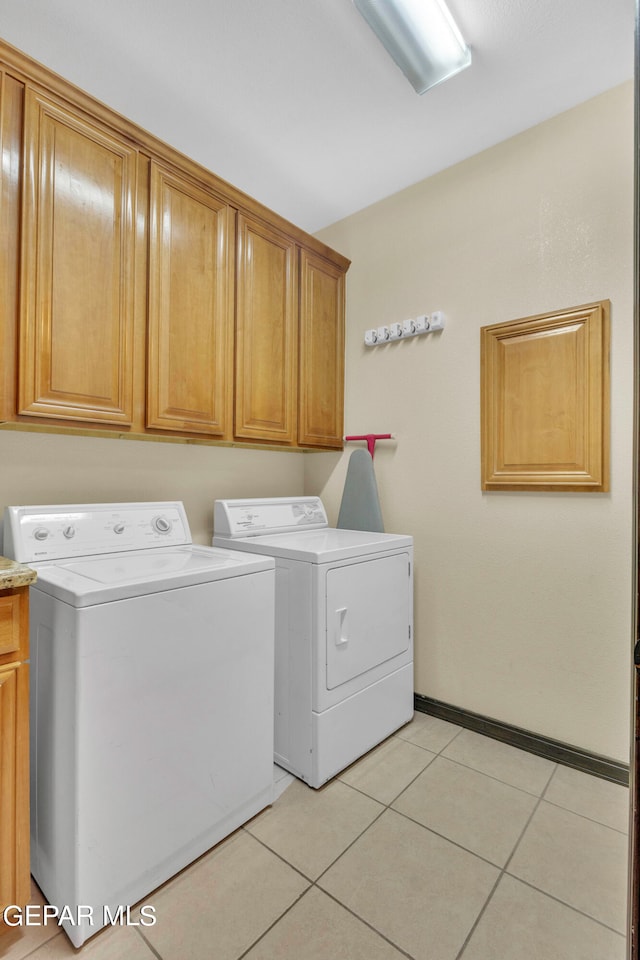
335,607,349,647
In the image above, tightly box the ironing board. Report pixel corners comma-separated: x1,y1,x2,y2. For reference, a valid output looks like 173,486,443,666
337,448,384,532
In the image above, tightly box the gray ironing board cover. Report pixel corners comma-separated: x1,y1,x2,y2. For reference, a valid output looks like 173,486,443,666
337,448,384,532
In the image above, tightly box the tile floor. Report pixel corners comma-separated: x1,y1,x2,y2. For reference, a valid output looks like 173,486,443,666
1,713,630,960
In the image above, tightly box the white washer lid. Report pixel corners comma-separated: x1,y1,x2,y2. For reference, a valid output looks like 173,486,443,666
213,528,412,563
30,545,274,607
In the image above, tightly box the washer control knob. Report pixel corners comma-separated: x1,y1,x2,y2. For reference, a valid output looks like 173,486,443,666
33,527,49,541
113,523,125,535
153,516,172,535
62,526,76,539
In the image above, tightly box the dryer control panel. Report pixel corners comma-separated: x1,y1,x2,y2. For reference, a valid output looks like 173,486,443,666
3,502,191,562
214,497,328,538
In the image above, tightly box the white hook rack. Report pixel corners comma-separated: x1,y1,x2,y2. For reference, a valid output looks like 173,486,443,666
364,312,445,346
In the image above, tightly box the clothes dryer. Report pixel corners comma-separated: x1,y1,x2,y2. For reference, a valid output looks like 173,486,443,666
213,497,413,788
3,502,275,946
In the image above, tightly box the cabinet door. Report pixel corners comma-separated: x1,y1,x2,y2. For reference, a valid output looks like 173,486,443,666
19,88,137,424
0,73,23,422
0,588,28,666
235,214,297,443
147,163,233,435
298,249,345,448
0,661,29,910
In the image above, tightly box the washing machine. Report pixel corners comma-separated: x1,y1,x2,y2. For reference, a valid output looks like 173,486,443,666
213,496,413,788
3,501,275,947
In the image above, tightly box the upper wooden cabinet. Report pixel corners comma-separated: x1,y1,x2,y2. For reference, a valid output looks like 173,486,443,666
0,43,349,449
19,88,138,425
147,162,234,436
235,214,298,444
0,73,23,423
298,250,345,448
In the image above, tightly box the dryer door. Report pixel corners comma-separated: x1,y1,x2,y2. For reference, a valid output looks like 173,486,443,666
325,552,411,690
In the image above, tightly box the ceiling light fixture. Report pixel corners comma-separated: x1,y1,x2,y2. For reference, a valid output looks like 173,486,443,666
353,0,471,94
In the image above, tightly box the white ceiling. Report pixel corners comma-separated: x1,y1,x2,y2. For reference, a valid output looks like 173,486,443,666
0,0,635,233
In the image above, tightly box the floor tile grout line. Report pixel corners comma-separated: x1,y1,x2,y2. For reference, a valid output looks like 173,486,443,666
501,871,629,938
243,828,319,885
495,757,630,905
450,759,627,942
386,805,514,872
309,727,486,957
314,885,417,960
437,724,466,752
418,723,466,757
238,809,419,960
541,762,562,798
343,723,570,819
252,761,464,891
407,719,576,782
234,885,313,960
394,731,463,757
253,770,511,889
136,924,165,960
501,763,557,875
290,721,618,813
249,783,405,888
338,752,438,808
5,931,61,960
317,751,489,881
454,765,560,958
347,745,556,873
314,802,390,885
541,796,629,835
434,753,555,798
261,746,561,890
401,720,556,958
392,733,444,755
453,872,504,960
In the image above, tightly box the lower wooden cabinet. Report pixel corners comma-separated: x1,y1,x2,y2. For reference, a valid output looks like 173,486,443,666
0,587,30,913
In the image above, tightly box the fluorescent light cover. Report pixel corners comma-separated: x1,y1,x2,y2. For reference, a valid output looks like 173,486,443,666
354,0,471,94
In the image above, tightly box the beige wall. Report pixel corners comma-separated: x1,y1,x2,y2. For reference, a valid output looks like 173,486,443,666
311,82,634,763
0,430,304,546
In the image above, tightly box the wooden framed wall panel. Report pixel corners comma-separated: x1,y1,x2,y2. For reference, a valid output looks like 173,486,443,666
481,301,610,491
147,162,233,436
18,87,138,424
235,214,298,444
298,250,345,449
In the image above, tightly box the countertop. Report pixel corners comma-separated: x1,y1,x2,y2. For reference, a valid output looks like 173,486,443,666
0,556,37,589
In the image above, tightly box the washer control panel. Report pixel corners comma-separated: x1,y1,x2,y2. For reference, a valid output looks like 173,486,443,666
3,502,191,562
214,497,328,538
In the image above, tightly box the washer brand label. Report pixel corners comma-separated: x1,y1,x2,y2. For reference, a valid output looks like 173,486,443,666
2,904,157,928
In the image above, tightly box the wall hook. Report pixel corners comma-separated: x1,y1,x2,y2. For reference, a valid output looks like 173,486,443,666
344,433,393,458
